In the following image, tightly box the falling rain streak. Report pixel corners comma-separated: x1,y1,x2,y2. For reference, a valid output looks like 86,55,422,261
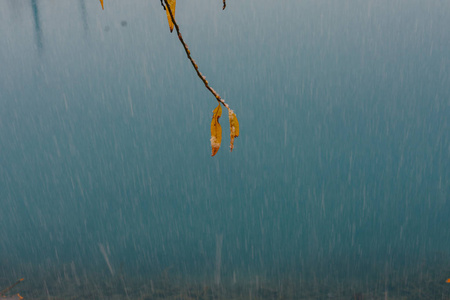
0,0,449,298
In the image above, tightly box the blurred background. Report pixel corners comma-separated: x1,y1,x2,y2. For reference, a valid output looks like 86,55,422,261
0,0,449,296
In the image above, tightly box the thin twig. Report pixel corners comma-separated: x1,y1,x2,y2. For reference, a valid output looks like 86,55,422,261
0,278,24,296
163,0,229,109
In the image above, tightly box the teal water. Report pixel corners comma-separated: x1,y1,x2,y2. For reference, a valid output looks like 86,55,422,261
1,0,449,297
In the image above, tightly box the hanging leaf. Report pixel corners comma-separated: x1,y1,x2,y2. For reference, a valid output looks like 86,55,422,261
228,109,239,151
165,0,176,32
99,0,104,10
210,104,222,156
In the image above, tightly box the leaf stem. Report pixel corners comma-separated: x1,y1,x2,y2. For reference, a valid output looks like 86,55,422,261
163,0,229,109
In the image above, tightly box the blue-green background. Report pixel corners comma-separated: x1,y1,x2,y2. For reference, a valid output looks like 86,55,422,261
1,0,449,285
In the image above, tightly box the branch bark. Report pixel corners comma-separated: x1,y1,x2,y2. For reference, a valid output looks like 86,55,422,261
163,0,229,109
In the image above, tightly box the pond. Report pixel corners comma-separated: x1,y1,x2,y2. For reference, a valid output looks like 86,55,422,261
1,0,449,298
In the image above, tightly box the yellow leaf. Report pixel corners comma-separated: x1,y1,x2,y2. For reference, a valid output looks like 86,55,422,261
99,0,104,10
165,0,176,32
228,109,239,151
211,104,222,156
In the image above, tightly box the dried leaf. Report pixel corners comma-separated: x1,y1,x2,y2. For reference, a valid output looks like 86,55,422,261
165,0,176,32
228,109,239,151
210,104,222,156
99,0,104,10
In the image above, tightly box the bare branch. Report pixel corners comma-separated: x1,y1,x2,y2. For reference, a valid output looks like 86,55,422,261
163,0,229,109
0,278,24,296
